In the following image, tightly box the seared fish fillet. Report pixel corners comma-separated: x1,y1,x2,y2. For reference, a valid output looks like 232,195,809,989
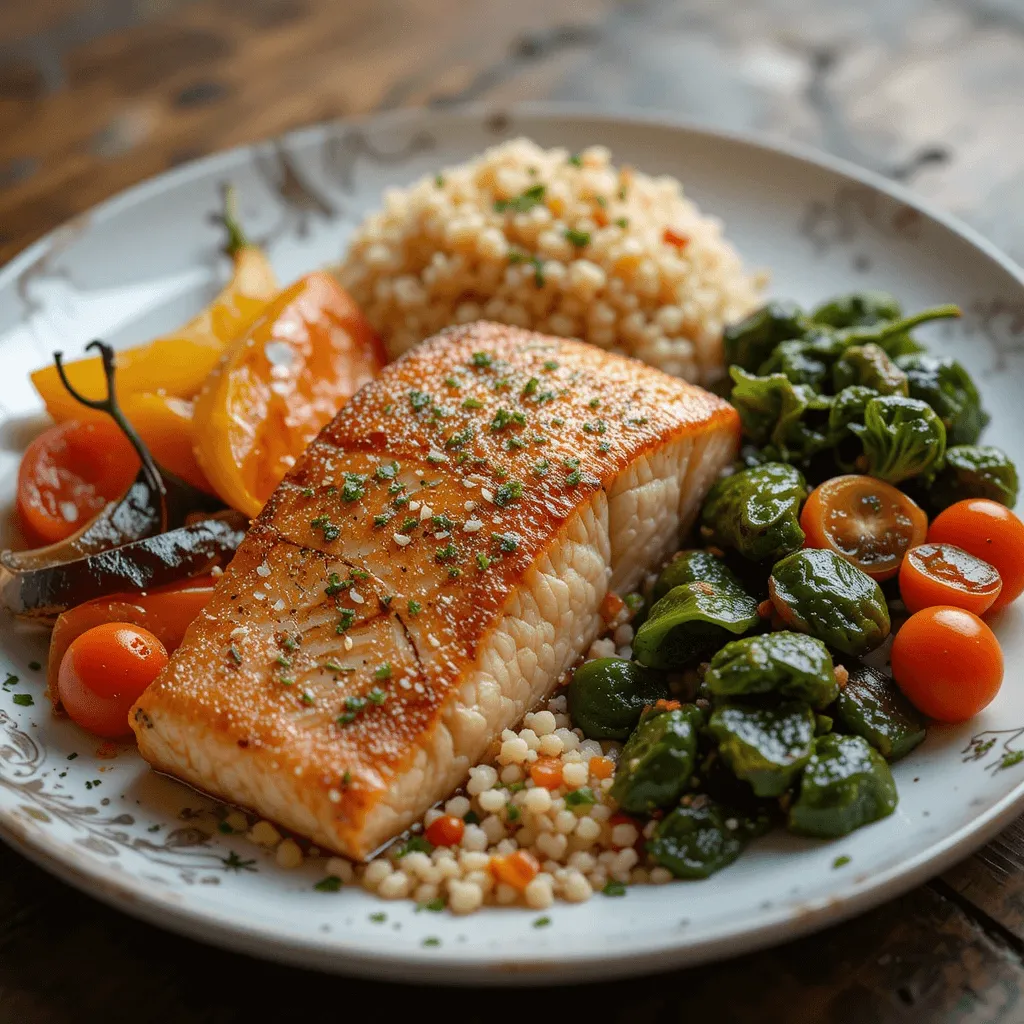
132,322,739,858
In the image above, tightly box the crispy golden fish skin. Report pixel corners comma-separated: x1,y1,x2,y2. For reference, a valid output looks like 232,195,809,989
131,322,740,858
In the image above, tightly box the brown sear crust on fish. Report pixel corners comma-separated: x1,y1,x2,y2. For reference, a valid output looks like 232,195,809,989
131,322,739,858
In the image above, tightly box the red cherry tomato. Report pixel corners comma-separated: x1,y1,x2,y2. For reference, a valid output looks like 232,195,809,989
800,474,927,581
891,606,1003,722
57,623,169,739
424,815,465,847
928,499,1024,610
899,543,1002,616
17,420,140,545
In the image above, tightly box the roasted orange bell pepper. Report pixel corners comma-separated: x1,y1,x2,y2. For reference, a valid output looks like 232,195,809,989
47,576,217,708
192,272,386,517
119,392,212,493
31,191,278,422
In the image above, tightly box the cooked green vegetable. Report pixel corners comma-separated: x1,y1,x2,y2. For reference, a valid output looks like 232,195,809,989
832,663,927,761
831,344,908,397
723,301,806,372
708,701,816,797
835,305,960,360
828,386,878,471
647,798,748,879
811,291,902,329
701,462,808,562
728,369,831,463
897,352,989,446
704,632,838,709
652,549,741,603
757,339,830,390
928,445,1019,511
850,395,946,484
769,549,890,656
788,733,898,838
610,704,703,813
568,658,669,741
632,577,760,670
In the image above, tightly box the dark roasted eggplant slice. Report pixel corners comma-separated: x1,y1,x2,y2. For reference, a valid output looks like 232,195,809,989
2,512,247,621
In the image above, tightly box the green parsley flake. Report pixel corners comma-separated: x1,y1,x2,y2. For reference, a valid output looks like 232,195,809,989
12,693,33,707
368,688,387,705
444,375,461,389
564,787,596,807
336,608,356,633
506,804,521,822
314,876,343,892
435,542,459,563
397,835,434,857
598,441,612,452
374,511,394,528
375,463,398,481
588,398,600,409
565,228,590,247
471,352,493,369
492,532,519,552
522,377,540,397
494,183,545,214
446,425,475,449
567,153,583,167
341,473,366,501
301,487,315,497
476,552,492,572
543,360,559,371
435,174,445,188
369,912,387,923
490,407,526,432
407,599,422,616
229,645,243,665
532,458,550,476
494,480,524,506
325,573,345,596
310,515,340,542
833,855,851,869
603,880,627,897
566,468,583,486
462,396,484,410
409,389,432,411
583,419,607,435
432,514,455,530
615,217,629,229
1000,751,1024,770
422,937,441,948
374,663,392,681
400,516,419,533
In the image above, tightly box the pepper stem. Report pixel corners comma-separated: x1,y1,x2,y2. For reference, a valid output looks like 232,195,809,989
875,304,961,339
53,340,168,527
213,183,249,258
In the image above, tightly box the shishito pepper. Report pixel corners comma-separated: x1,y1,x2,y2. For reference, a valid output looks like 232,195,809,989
831,663,927,762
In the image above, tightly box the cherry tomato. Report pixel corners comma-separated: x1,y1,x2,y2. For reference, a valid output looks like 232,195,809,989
800,474,927,581
17,420,140,545
529,757,564,790
927,499,1024,610
891,606,1003,722
589,756,615,780
899,543,1002,616
424,814,465,848
57,623,169,739
489,850,540,891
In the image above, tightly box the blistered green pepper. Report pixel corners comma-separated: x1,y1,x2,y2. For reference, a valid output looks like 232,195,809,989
723,301,807,372
568,658,669,741
632,577,759,669
850,395,946,485
811,291,902,329
828,385,878,471
647,798,748,879
757,339,831,390
788,732,898,838
701,462,808,562
897,352,989,446
610,704,703,813
652,549,741,603
708,701,816,797
835,304,960,360
832,663,926,761
928,445,1019,511
832,344,908,397
769,549,890,656
704,631,838,709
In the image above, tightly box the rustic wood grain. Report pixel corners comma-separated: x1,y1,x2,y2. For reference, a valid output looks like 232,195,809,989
3,0,1024,1019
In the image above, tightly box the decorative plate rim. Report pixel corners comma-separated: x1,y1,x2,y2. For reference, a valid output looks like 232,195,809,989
2,102,1023,984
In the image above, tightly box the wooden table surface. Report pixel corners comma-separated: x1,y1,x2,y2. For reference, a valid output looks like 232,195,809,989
3,1,1024,1020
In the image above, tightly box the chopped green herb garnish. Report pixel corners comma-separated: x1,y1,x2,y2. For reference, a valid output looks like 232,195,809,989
368,687,387,705
582,419,607,435
471,352,493,369
229,645,243,665
833,855,851,869
300,691,315,706
565,228,590,247
310,515,341,542
374,663,392,681
543,360,559,371
565,469,583,486
588,398,600,409
463,810,481,825
494,480,524,506
447,566,462,579
341,473,367,502
336,608,356,633
532,458,550,476
563,457,580,469
12,693,33,707
615,217,629,228
431,514,455,530
400,516,419,533
325,573,345,596
446,425,475,449
276,654,292,669
444,375,461,389
376,462,398,481
435,542,459,563
278,675,295,686
407,599,422,616
506,804,521,822
522,377,540,397
397,835,434,857
314,876,343,892
564,787,596,807
567,153,583,168
596,195,607,207
462,396,484,410
490,407,527,432
476,552,491,572
603,880,627,897
374,511,393,528
435,174,445,188
999,751,1024,770
505,436,527,451
426,451,447,465
416,897,446,913
301,487,315,498
422,937,441,948
221,851,257,872
598,441,612,452
491,532,519,552
494,183,545,214
624,592,645,611
551,417,565,427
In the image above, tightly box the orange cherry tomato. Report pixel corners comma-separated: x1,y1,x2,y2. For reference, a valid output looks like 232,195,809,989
47,576,216,709
891,606,1003,722
800,474,927,581
57,622,169,739
489,850,540,891
529,757,564,790
928,499,1024,610
589,756,615,780
899,543,1002,616
193,272,386,517
17,420,140,545
425,814,465,848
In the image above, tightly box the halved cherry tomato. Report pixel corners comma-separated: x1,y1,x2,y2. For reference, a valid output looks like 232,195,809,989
891,606,1003,722
899,543,1002,616
800,474,927,581
927,499,1024,610
425,814,465,848
489,850,540,891
529,757,564,790
17,420,141,545
193,273,386,517
57,622,169,738
47,576,216,708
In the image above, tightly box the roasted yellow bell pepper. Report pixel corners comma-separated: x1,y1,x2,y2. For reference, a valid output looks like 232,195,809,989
119,392,211,493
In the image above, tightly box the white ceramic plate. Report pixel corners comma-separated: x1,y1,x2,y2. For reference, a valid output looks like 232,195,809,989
2,105,1024,985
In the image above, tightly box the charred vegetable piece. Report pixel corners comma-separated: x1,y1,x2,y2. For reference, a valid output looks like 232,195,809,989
832,344,908,397
704,632,838,709
788,733,898,838
609,704,703,813
701,462,808,563
897,352,988,446
928,445,1019,511
832,663,927,762
2,513,246,622
723,301,807,372
647,798,748,879
849,395,946,485
728,368,831,464
769,548,890,656
811,291,903,329
632,577,760,670
708,701,816,797
568,658,669,741
652,549,743,603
